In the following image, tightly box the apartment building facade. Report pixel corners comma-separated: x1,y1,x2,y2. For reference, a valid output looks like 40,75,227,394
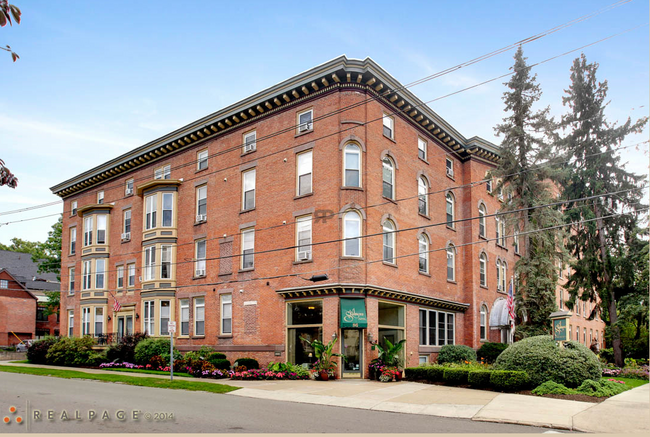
51,56,555,376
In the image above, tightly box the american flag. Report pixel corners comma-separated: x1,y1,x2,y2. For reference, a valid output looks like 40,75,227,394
113,298,121,313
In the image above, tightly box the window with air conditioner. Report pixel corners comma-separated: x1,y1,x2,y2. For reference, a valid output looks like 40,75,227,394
122,209,131,240
195,239,206,276
297,109,313,133
243,131,256,153
97,191,104,204
446,158,454,178
296,215,312,261
125,179,134,196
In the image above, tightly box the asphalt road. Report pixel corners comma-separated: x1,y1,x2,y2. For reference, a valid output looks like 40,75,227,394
0,372,557,433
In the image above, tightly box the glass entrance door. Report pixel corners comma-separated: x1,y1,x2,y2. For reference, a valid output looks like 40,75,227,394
342,329,362,378
117,317,125,340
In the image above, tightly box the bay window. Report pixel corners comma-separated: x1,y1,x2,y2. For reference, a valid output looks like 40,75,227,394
161,245,172,279
144,246,156,281
419,309,455,346
145,195,157,230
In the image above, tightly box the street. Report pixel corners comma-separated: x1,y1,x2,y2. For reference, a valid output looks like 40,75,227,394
0,372,555,433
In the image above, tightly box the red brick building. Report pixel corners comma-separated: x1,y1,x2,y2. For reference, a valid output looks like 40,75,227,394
0,268,37,346
51,56,597,376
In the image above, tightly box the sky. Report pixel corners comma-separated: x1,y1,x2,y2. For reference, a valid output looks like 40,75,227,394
0,0,648,245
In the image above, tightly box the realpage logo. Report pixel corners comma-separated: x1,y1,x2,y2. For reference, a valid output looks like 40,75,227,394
3,405,23,425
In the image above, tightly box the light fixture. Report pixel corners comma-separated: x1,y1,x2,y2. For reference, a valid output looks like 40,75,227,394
332,331,337,340
135,313,139,319
107,315,111,321
308,274,329,282
307,306,315,310
367,333,374,344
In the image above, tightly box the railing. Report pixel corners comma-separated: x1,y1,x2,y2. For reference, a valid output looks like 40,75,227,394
93,333,118,345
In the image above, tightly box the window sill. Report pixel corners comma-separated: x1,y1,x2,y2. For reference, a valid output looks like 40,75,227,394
340,256,364,261
123,193,134,199
239,268,254,273
240,149,257,157
341,186,363,191
293,259,313,265
195,167,209,174
418,156,429,165
446,225,456,232
295,129,313,138
480,284,489,290
69,253,76,257
191,335,205,339
192,275,207,280
194,220,207,226
382,261,398,269
447,279,457,285
383,134,396,143
418,212,430,220
240,208,256,214
478,234,487,240
382,196,397,205
446,174,455,182
218,334,233,339
121,239,131,244
418,271,431,277
294,192,314,200
177,335,190,339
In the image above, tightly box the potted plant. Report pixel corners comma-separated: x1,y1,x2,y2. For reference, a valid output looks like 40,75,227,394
300,336,346,381
373,338,406,381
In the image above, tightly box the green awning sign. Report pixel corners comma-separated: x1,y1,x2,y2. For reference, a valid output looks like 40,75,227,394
340,298,367,328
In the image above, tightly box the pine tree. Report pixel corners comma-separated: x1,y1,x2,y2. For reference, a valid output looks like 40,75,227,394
559,53,648,367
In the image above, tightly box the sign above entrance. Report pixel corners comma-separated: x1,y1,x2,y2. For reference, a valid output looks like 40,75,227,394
340,298,367,328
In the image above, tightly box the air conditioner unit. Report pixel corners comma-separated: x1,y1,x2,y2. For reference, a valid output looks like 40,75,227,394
195,269,206,277
299,122,311,132
244,143,255,153
125,187,133,196
298,251,311,261
446,167,454,178
196,214,207,223
121,232,131,241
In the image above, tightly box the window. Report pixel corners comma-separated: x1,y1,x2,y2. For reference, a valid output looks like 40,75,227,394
298,109,313,133
382,157,395,199
220,294,232,335
501,261,507,291
382,220,395,264
160,300,170,336
123,209,131,236
145,195,157,230
68,267,75,292
378,302,405,357
162,193,173,227
195,239,206,276
37,306,48,322
70,227,76,254
155,165,171,180
344,144,361,187
418,177,428,215
500,219,507,247
82,307,90,336
194,297,205,336
569,324,572,340
0,279,7,289
68,310,74,337
418,137,427,160
96,214,107,244
478,204,486,238
496,260,502,291
445,158,454,178
241,229,255,269
243,131,257,153
125,178,134,196
287,300,323,365
242,169,256,210
447,245,456,282
343,211,361,257
485,175,492,193
180,299,189,336
82,260,92,290
143,301,154,335
495,216,501,245
95,307,104,336
576,325,580,341
497,185,504,201
479,253,487,287
480,305,488,341
83,216,93,246
446,193,455,228
127,263,135,287
196,185,207,220
117,266,124,289
382,113,394,139
514,229,520,254
583,327,587,345
197,149,208,170
418,234,429,273
297,150,312,196
71,200,78,216
296,215,312,261
160,245,172,279
419,308,455,346
97,191,104,204
95,259,105,289
144,246,156,281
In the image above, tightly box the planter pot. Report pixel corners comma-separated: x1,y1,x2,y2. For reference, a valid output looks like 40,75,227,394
319,370,329,381
395,372,402,382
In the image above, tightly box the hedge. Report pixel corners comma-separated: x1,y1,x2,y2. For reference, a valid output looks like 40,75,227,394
234,358,259,370
437,345,477,365
443,368,469,385
405,366,445,382
45,337,99,367
468,370,493,388
476,342,509,364
133,338,181,366
210,359,231,371
490,370,529,392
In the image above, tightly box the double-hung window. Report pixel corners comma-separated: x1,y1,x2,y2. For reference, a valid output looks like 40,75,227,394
154,165,171,180
95,307,104,336
383,114,394,139
478,204,486,238
145,195,157,230
243,131,256,153
418,234,429,273
160,245,172,279
195,239,206,276
82,260,92,290
194,297,205,336
419,309,455,346
162,193,173,227
446,245,456,282
242,169,256,210
418,177,428,215
297,150,312,196
96,214,107,244
513,229,520,254
480,305,488,341
84,216,93,246
344,144,361,187
446,193,455,228
479,253,487,287
143,301,155,335
495,216,502,245
180,299,189,336
382,157,395,199
196,185,207,220
220,294,232,335
123,209,131,236
117,265,124,289
97,191,104,204
160,300,170,335
95,259,105,289
125,178,134,196
496,260,502,291
418,137,427,160
197,149,208,170
82,307,90,336
343,211,361,257
298,109,313,133
445,158,454,179
296,216,312,261
241,229,255,269
70,227,76,254
68,267,75,293
68,310,74,337
383,220,395,264
71,200,78,216
127,263,135,287
144,246,156,281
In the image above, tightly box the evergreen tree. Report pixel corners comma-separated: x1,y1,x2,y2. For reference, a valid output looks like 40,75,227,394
559,54,648,367
32,216,62,316
492,46,566,338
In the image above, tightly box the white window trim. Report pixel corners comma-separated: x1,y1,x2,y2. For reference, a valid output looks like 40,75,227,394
295,215,312,261
196,185,207,220
242,169,256,211
382,113,394,139
296,150,313,196
418,234,429,274
480,305,488,341
446,193,455,228
180,299,190,336
418,308,456,346
194,297,205,336
220,294,232,335
243,130,257,153
195,239,206,276
382,157,395,200
418,137,427,160
197,149,209,170
241,228,255,270
297,108,313,133
343,143,362,188
418,177,428,216
447,245,456,282
343,210,362,257
382,220,396,264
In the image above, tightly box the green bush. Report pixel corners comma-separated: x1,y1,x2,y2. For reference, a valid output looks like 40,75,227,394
425,366,445,382
134,338,180,366
437,345,477,365
477,342,509,364
532,381,575,396
490,370,529,392
405,366,446,382
443,368,469,385
468,370,493,388
106,333,147,363
494,335,602,388
45,337,96,367
576,379,628,397
27,337,59,364
207,352,227,362
210,358,231,371
235,358,259,370
599,348,614,364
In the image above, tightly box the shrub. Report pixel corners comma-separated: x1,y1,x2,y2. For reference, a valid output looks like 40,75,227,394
210,358,231,371
477,342,509,364
235,358,259,370
87,351,107,367
405,367,426,381
45,337,96,367
134,338,180,366
106,333,147,363
494,335,602,388
599,348,614,364
490,370,529,392
443,368,469,385
206,352,227,362
576,379,628,397
468,370,493,388
532,381,575,396
437,345,477,365
27,337,59,364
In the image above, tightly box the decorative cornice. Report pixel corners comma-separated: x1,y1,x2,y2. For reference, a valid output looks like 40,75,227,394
76,203,113,217
136,179,183,196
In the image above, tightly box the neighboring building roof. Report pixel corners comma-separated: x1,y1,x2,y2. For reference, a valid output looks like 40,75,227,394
0,268,38,300
0,250,60,292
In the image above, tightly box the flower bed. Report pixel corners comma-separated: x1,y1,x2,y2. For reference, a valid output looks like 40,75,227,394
602,365,649,380
231,369,309,380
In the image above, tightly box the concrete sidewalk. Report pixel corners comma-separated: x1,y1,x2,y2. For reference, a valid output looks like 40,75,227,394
2,360,648,432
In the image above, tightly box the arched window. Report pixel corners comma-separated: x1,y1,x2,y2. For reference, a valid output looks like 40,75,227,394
344,144,361,187
418,177,428,216
478,203,487,237
479,252,487,287
496,259,501,291
418,234,429,273
480,305,488,341
382,157,395,199
382,220,395,264
343,210,361,257
446,244,456,282
446,193,455,228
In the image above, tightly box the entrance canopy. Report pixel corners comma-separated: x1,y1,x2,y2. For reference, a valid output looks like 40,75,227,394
489,298,509,327
340,298,367,328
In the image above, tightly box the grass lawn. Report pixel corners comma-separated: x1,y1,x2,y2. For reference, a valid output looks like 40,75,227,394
0,365,238,394
602,377,649,389
105,367,193,378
